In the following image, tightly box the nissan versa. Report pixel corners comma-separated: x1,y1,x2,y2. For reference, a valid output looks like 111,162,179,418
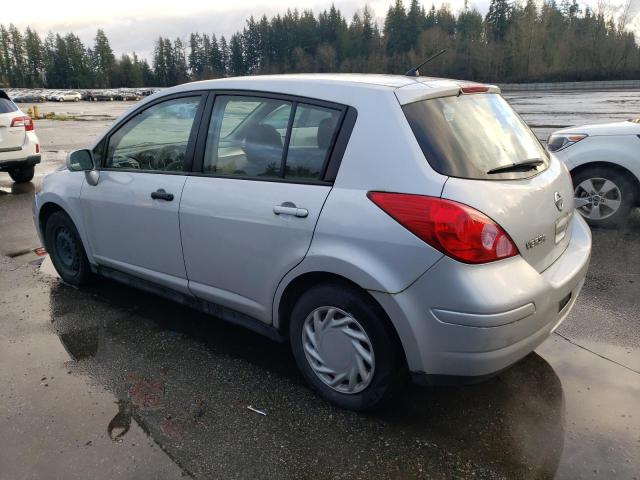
33,74,591,410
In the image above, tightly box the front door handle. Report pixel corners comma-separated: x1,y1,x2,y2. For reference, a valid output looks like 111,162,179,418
273,203,308,218
151,189,174,201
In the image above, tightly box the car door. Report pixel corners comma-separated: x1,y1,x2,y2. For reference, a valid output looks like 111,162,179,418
180,94,345,322
81,93,206,294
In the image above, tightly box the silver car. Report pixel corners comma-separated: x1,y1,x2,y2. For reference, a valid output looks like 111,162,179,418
33,75,591,410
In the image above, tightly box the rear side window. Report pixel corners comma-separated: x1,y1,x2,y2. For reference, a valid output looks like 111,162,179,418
205,96,292,178
204,95,342,181
403,93,548,180
0,98,18,114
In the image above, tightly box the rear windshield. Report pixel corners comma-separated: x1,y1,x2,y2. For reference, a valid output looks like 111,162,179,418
403,93,548,180
0,98,18,114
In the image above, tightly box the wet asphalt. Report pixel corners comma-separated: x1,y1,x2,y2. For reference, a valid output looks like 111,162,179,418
1,98,639,479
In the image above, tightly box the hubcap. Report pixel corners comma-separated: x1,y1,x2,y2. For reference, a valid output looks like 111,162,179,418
301,306,375,394
574,177,622,220
55,227,77,268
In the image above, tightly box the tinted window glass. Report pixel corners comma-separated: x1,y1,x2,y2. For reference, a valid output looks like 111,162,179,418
0,98,18,114
204,96,292,178
403,93,548,180
286,104,341,180
263,104,292,131
92,138,105,166
105,96,200,172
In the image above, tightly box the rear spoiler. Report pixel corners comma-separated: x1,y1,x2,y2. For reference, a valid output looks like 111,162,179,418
0,90,10,101
395,81,500,106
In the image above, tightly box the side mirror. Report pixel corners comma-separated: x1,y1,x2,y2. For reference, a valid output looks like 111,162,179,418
67,149,94,172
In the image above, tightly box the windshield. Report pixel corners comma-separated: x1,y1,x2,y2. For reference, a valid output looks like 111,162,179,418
403,93,548,180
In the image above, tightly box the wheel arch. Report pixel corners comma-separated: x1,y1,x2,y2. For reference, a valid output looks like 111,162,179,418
38,201,93,261
275,270,408,367
38,201,67,238
570,161,640,205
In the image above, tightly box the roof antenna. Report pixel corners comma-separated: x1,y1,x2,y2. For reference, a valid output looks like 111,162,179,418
404,49,447,77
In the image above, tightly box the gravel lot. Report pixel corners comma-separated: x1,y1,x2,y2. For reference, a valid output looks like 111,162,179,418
0,93,639,479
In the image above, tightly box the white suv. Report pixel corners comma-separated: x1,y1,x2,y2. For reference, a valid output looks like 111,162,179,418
0,90,40,183
48,91,82,102
33,75,591,410
548,119,640,227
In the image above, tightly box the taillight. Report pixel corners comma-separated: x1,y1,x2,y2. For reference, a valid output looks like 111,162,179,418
367,192,518,264
11,116,34,131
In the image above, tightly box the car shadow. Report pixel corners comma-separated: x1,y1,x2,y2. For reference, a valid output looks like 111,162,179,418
48,276,565,479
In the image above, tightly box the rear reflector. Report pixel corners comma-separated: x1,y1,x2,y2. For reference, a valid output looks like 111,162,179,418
10,116,34,131
460,85,490,94
367,192,518,264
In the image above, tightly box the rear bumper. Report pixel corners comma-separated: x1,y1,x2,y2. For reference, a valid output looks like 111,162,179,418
0,155,41,171
371,213,591,379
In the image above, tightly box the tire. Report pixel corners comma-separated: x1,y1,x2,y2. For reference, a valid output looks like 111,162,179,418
289,282,407,411
572,166,635,228
8,165,34,183
44,211,93,286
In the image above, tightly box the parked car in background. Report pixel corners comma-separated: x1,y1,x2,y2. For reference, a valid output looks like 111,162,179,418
33,75,590,410
114,90,141,101
0,90,40,183
13,91,47,103
48,91,82,102
137,88,159,97
86,90,117,101
548,119,640,227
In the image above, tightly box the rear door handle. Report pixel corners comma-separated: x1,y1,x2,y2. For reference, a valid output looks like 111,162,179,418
273,203,308,218
151,189,174,201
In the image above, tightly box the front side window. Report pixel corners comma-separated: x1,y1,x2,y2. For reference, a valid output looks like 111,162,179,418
105,96,201,172
204,95,342,181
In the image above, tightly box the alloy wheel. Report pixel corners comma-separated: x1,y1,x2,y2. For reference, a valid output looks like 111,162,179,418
574,177,622,220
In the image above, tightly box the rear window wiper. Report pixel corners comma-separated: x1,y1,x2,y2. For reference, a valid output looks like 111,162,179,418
487,158,544,174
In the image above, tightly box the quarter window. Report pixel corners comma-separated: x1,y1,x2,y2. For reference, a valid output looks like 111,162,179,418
105,96,201,172
286,104,341,180
0,98,18,114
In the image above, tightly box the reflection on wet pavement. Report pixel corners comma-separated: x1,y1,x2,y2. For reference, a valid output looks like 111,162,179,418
0,257,186,480
42,267,639,479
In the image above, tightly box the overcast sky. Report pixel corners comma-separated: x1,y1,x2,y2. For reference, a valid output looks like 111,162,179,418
4,0,639,59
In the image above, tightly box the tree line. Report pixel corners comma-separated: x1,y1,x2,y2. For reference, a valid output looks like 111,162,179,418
1,0,639,89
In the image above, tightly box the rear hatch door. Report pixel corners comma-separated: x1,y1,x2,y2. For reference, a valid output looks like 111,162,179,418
402,90,573,272
0,95,25,152
442,161,574,272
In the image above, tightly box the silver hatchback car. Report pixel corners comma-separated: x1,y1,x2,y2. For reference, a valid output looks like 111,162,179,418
33,75,591,410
